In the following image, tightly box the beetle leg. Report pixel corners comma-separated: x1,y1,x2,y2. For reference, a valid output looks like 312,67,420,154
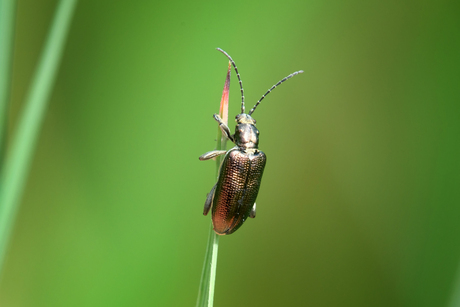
250,202,256,218
199,150,227,161
213,114,234,142
203,184,217,216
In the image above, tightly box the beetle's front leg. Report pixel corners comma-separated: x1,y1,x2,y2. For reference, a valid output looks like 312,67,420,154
203,184,217,216
199,150,227,161
250,202,256,218
213,114,234,142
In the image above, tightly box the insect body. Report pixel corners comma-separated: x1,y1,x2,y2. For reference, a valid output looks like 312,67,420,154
200,48,303,235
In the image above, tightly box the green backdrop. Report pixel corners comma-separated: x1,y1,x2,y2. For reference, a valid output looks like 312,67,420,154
1,0,460,306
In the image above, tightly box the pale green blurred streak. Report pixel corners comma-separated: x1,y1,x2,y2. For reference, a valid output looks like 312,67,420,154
0,0,77,277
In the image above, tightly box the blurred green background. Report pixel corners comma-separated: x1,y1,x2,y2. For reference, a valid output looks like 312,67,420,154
1,0,460,306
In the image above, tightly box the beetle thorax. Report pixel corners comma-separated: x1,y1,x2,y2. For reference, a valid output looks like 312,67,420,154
234,114,259,149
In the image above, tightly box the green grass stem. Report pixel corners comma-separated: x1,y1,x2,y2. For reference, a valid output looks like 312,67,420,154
196,130,226,307
0,0,77,278
196,61,231,307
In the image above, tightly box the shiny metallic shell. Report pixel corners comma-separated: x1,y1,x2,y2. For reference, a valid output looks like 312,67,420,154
212,147,266,235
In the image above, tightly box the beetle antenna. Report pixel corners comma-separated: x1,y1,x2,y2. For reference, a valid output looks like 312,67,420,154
217,48,245,114
248,70,304,116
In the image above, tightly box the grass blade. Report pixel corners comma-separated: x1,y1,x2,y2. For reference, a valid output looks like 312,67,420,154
196,60,231,307
0,0,77,278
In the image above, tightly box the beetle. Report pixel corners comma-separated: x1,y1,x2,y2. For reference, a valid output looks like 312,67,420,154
199,48,303,235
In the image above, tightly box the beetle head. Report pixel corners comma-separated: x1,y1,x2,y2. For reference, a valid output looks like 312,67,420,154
236,113,256,125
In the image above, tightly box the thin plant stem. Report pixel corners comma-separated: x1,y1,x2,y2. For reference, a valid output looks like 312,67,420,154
0,0,77,278
207,232,220,306
196,61,231,307
0,0,17,166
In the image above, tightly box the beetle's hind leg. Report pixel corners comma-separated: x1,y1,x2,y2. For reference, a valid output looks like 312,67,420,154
213,114,234,142
199,150,227,161
250,202,256,218
203,184,217,216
